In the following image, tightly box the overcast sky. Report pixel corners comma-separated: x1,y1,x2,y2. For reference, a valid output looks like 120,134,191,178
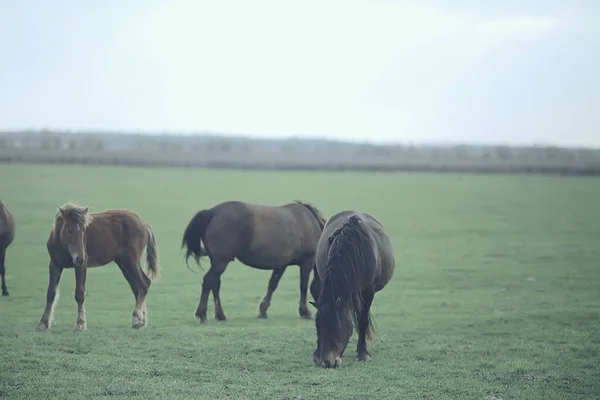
1,0,598,146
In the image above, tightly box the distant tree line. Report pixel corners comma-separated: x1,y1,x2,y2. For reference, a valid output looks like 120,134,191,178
1,130,599,176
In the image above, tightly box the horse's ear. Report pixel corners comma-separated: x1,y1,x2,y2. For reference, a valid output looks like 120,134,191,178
309,301,319,309
83,207,89,214
335,297,341,308
58,207,66,217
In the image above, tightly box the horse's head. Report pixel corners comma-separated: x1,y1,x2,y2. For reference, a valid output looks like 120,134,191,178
311,296,352,368
56,204,92,268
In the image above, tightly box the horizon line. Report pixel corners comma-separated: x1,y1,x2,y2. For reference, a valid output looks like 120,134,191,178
1,128,599,151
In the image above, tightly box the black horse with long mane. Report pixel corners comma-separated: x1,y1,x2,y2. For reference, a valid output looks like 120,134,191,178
310,210,395,368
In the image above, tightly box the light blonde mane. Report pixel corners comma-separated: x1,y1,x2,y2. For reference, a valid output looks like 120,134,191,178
53,202,94,230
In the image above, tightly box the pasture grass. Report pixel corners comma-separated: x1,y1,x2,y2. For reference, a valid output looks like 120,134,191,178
1,163,599,399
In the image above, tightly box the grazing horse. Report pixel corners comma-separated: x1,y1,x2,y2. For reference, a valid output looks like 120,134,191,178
181,200,327,323
35,203,160,332
310,210,395,368
0,199,15,296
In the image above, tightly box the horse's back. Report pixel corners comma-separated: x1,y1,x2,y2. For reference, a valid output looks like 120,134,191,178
370,220,395,292
206,201,320,268
319,209,380,247
355,211,395,291
318,209,395,290
86,209,149,266
209,200,319,236
249,202,321,266
254,202,321,244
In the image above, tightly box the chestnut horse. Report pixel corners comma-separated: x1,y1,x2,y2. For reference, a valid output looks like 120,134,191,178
0,199,15,296
35,203,159,332
310,210,395,368
181,200,326,323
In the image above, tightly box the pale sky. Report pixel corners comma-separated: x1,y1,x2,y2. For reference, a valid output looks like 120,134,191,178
1,1,599,146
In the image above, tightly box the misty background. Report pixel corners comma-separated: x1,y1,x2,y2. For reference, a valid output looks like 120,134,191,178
1,1,599,173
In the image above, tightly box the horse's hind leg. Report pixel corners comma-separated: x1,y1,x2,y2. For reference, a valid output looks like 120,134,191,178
196,259,228,323
298,259,314,319
116,258,150,329
257,266,287,319
356,288,375,362
0,248,8,296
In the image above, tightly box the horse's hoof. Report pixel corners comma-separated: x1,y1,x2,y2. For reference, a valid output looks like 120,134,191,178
73,325,86,332
356,353,372,363
195,315,207,324
34,323,48,332
132,320,146,329
257,313,268,319
132,314,146,329
215,315,227,322
299,306,313,320
300,312,314,320
321,358,342,369
132,318,146,329
2,291,9,296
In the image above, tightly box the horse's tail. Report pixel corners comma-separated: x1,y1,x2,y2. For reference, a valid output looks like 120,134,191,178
325,214,377,340
181,209,215,269
144,223,160,281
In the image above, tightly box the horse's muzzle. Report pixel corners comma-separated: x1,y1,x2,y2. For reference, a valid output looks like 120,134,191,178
321,358,341,369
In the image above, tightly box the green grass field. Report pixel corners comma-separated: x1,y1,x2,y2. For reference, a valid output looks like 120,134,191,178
1,163,599,400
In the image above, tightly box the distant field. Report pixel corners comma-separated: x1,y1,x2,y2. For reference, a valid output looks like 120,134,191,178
0,163,599,399
3,147,600,176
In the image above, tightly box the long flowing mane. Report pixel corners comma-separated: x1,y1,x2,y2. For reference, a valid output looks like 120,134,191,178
53,203,94,230
318,215,377,343
295,200,327,230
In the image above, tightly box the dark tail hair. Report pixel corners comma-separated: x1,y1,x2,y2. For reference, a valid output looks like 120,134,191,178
145,223,160,281
181,209,215,269
323,215,377,341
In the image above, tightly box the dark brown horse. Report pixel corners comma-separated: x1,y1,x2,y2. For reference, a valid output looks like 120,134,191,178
0,199,15,296
310,210,395,368
181,200,327,323
35,203,160,332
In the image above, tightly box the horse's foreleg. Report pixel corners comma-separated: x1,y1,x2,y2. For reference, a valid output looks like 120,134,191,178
298,259,314,319
73,266,87,332
0,248,8,296
257,266,287,319
356,288,375,362
35,261,63,332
